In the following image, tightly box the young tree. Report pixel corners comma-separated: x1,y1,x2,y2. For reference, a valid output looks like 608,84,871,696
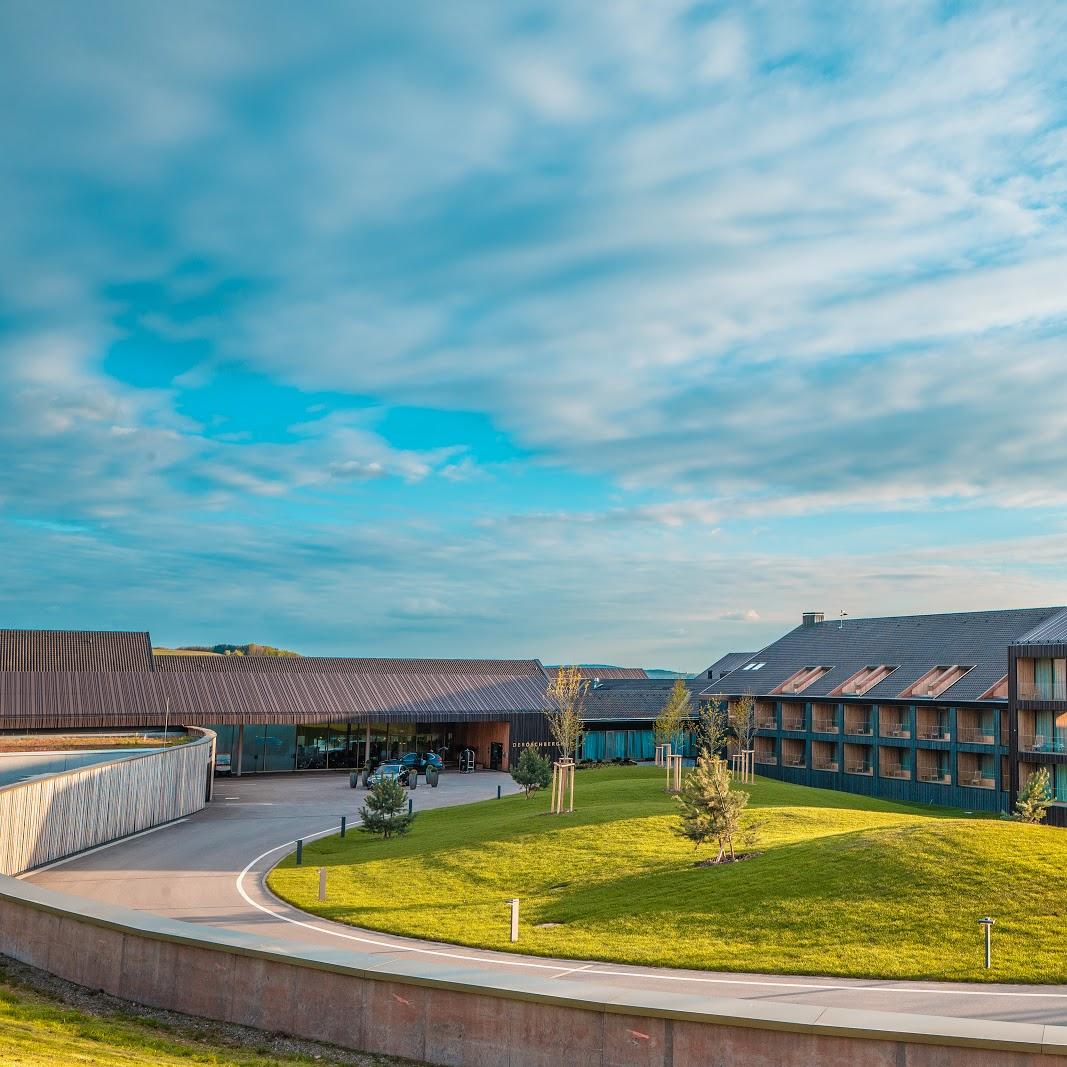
512,747,552,798
359,776,415,839
1014,767,1053,824
730,693,758,757
544,666,587,760
674,750,754,863
654,679,692,752
694,694,729,757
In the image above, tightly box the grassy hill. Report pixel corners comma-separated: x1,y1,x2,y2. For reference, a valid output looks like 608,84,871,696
155,643,302,657
0,957,399,1066
269,766,1067,983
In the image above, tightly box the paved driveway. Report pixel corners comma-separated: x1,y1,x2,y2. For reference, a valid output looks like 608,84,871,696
27,771,1067,1026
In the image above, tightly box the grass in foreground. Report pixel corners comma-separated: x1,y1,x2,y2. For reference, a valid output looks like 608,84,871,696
268,765,1067,983
0,960,405,1066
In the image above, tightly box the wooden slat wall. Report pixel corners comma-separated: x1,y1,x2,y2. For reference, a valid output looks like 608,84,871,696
0,729,215,876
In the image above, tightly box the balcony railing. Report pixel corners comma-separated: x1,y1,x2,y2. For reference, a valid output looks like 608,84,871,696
813,759,839,771
783,756,806,768
755,754,777,765
846,762,873,775
1021,734,1067,754
813,719,838,733
845,723,873,736
881,767,911,780
958,728,995,745
1018,682,1067,702
757,719,777,730
918,770,952,784
964,774,996,790
782,718,805,731
881,727,911,739
918,727,950,741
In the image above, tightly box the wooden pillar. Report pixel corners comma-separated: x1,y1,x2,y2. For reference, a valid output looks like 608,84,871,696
233,724,244,778
667,753,683,792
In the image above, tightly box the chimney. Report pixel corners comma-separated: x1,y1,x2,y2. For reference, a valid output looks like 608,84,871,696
802,612,824,627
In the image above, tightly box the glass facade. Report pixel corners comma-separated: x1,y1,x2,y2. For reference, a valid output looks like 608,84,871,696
581,728,690,761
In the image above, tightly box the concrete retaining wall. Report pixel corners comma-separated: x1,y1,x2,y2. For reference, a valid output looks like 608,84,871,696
1,875,1065,1067
0,728,215,875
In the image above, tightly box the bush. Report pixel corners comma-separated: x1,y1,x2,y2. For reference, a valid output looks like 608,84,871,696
511,748,552,798
359,776,415,839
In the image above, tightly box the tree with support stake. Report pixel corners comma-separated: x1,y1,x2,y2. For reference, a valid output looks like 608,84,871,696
544,666,586,813
654,680,691,765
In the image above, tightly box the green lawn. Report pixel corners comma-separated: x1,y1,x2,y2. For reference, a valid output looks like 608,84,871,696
0,971,401,1066
268,765,1067,983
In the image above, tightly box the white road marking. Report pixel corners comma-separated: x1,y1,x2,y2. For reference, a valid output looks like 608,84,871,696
235,830,1067,1002
21,819,190,878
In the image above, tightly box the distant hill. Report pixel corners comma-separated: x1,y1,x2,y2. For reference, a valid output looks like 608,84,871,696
644,668,692,679
155,643,302,658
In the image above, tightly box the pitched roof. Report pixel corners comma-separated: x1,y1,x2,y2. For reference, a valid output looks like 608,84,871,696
154,654,550,724
697,651,756,683
0,630,550,727
546,666,648,681
0,630,153,672
583,678,705,721
698,607,1066,704
1012,608,1067,646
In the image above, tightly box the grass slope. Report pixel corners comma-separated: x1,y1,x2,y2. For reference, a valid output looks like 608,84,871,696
268,766,1067,983
0,984,394,1066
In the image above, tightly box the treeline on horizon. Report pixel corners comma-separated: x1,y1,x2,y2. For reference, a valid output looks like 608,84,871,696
176,643,302,657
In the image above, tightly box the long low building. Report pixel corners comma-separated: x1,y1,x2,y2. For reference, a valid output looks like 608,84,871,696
0,630,552,773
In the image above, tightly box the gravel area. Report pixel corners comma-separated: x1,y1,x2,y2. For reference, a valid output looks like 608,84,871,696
0,953,421,1065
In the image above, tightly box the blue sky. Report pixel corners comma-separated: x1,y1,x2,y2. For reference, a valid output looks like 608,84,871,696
3,1,1067,670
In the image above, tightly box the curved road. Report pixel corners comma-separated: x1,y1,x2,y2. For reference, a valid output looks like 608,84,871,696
25,772,1067,1027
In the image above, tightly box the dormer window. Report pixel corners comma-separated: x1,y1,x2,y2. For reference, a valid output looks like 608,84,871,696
832,665,898,697
902,665,974,699
772,665,832,695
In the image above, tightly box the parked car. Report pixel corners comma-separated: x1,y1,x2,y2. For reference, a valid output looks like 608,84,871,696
399,751,444,774
367,761,410,787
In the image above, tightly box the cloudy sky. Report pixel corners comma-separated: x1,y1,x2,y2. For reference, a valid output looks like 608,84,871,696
3,1,1067,670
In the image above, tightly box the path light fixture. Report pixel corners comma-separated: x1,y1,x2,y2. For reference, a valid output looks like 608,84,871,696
978,917,995,969
509,898,519,943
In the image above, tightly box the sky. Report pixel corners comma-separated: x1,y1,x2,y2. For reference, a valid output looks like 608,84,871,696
3,1,1067,671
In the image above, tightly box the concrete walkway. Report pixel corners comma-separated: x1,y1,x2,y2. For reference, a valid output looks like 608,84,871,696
27,772,1067,1027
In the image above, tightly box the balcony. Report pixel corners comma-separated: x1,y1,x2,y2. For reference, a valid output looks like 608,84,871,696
917,727,951,741
845,722,873,736
782,717,806,732
1021,734,1067,754
1017,681,1067,703
755,753,777,765
917,769,952,784
781,739,805,768
958,751,995,789
958,728,995,745
812,718,838,733
845,762,873,775
813,759,839,772
881,766,912,780
879,709,910,740
757,719,777,730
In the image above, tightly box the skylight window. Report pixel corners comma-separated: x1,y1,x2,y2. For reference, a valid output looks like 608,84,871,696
742,662,766,671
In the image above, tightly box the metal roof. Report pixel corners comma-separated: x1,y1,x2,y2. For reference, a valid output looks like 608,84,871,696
583,678,706,722
1012,608,1067,647
0,631,549,728
0,630,153,672
698,607,1067,704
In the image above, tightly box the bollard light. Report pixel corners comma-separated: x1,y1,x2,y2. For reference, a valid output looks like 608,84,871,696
340,815,347,838
497,784,502,799
296,839,303,866
509,898,519,942
408,797,413,816
318,867,327,901
978,917,995,969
